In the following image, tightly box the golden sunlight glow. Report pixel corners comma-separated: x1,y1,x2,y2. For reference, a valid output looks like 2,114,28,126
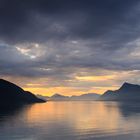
25,102,135,132
23,85,118,96
88,86,119,94
23,87,86,96
5,73,121,96
76,75,116,81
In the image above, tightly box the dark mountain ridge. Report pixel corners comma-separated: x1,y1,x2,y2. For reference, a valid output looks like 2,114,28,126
100,82,140,101
0,79,45,108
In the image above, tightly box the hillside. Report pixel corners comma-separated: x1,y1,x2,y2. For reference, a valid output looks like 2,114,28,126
100,82,140,101
0,79,46,108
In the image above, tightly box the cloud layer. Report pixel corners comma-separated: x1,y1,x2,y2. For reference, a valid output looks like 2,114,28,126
1,0,140,95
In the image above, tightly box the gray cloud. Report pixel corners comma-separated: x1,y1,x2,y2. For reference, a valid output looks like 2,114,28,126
0,0,139,42
1,0,140,92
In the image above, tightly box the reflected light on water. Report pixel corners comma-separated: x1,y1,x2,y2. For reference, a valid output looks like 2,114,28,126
1,101,140,140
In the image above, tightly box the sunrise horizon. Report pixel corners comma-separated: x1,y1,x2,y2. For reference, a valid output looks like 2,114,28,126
1,0,140,98
0,76,134,96
1,1,140,140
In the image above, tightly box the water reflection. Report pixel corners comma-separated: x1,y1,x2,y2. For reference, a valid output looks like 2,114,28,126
0,101,140,140
0,105,25,124
117,102,140,117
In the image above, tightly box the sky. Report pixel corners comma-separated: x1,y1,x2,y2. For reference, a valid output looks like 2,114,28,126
1,0,140,96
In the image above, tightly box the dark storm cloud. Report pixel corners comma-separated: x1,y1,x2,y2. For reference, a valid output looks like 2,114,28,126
0,0,139,43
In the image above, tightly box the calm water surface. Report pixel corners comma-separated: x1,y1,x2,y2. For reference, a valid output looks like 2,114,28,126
0,101,140,140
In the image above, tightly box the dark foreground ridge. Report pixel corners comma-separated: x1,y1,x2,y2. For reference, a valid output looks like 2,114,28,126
0,79,46,109
100,82,140,101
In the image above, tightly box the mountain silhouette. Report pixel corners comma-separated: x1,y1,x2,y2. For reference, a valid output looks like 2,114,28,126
70,93,100,101
39,93,100,101
100,82,140,101
0,79,45,109
49,93,70,101
36,94,49,101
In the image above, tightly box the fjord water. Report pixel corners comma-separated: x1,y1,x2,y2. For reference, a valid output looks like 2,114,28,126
0,101,140,140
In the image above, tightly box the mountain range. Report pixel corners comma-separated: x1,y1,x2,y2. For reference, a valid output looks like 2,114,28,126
1,78,140,105
45,82,140,102
37,93,100,101
70,93,100,101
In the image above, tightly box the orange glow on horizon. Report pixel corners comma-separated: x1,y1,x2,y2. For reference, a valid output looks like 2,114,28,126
76,75,116,81
22,74,120,96
23,86,119,96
